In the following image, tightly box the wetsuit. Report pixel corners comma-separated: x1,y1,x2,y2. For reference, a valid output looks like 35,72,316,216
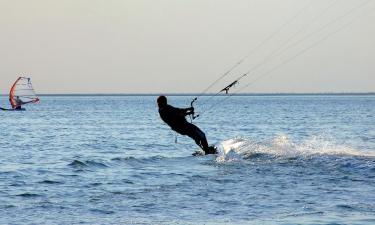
158,104,211,152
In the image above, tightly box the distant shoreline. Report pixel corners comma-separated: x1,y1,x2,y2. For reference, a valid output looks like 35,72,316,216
1,93,375,97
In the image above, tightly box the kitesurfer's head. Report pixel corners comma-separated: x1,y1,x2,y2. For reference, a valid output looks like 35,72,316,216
157,95,167,107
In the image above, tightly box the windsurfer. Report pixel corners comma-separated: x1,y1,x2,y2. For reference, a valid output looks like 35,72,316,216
1,77,39,111
14,96,24,110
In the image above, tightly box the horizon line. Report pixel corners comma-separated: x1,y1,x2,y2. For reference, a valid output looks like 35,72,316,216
1,92,375,97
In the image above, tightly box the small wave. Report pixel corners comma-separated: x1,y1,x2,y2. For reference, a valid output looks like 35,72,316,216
16,193,41,198
336,203,375,213
110,191,126,195
38,180,63,185
68,160,88,168
1,205,16,209
68,160,108,168
111,156,136,162
122,179,134,184
86,160,108,168
283,211,324,218
90,208,115,215
111,155,168,164
86,182,103,187
336,204,355,210
216,135,375,163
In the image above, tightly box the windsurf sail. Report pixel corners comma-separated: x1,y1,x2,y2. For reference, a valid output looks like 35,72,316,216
9,77,39,109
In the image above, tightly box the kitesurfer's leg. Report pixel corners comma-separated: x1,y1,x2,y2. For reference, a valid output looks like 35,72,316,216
184,123,215,154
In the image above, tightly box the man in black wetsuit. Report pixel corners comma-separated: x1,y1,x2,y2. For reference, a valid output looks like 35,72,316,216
157,95,216,155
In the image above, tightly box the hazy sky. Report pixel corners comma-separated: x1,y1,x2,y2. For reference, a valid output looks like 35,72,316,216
0,0,374,94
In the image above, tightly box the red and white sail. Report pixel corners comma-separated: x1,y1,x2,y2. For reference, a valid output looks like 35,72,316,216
9,77,39,109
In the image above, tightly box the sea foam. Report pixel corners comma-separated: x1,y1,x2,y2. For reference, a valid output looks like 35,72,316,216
216,134,375,162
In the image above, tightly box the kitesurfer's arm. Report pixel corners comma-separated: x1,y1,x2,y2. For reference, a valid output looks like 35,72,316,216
178,107,194,116
165,105,193,118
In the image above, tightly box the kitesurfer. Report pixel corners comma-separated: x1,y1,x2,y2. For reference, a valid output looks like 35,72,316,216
157,95,216,155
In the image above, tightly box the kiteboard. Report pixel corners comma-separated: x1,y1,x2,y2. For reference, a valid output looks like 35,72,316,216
192,146,217,156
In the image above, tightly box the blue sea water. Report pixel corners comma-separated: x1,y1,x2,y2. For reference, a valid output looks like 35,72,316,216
0,95,374,224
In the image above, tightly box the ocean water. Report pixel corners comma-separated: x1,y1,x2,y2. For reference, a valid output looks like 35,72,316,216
0,95,374,225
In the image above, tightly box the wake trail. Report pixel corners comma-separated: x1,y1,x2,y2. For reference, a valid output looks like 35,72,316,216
215,135,375,163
